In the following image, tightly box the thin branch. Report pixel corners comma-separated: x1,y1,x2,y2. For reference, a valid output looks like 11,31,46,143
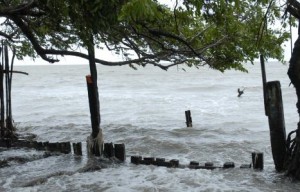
147,28,210,63
1,69,28,75
0,0,36,16
188,26,211,43
197,36,228,54
256,0,274,47
173,0,180,34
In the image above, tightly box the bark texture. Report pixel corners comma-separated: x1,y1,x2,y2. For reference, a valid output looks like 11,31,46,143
286,36,300,179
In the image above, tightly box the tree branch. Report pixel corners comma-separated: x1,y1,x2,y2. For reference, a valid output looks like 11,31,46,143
9,15,59,62
6,14,179,70
0,0,36,16
285,0,300,20
0,31,12,41
0,69,28,75
146,28,212,64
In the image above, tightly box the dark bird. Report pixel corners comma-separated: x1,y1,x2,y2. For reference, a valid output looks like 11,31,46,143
237,88,245,97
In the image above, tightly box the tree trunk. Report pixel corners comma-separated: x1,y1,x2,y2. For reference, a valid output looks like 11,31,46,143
86,36,103,156
87,41,100,138
286,25,300,179
0,46,4,137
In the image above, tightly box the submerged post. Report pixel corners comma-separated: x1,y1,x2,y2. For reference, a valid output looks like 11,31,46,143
185,110,192,127
73,142,82,156
252,152,264,170
115,143,126,162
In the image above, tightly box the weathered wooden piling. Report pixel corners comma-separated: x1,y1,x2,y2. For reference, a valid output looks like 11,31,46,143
59,142,71,154
252,152,264,170
185,110,192,127
155,158,166,166
189,161,199,168
205,162,214,167
190,161,199,166
103,142,114,158
130,155,254,171
170,159,179,168
131,156,142,164
66,142,72,153
223,162,235,168
36,142,43,150
266,81,286,172
49,142,56,152
73,142,82,156
43,142,49,150
194,165,217,170
240,164,251,169
143,157,155,165
114,143,126,161
260,56,287,172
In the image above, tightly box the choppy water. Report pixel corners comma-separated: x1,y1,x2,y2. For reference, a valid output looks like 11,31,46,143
1,62,300,191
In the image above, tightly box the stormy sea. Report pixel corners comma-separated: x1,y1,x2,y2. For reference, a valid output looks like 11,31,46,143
1,61,300,191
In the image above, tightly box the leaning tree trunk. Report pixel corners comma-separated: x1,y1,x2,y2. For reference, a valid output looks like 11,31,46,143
286,32,300,179
86,36,103,156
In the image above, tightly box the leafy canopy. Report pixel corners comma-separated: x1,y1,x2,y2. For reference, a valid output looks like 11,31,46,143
0,0,292,71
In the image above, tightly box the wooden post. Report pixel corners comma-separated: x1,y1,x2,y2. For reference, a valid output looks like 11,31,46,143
60,142,71,154
103,142,114,158
223,162,235,168
73,142,82,156
131,156,142,164
260,54,268,116
185,110,192,127
42,142,47,151
155,158,166,166
240,164,251,169
47,142,55,152
114,143,126,162
266,81,286,172
143,157,155,165
252,152,264,170
36,142,43,150
190,161,199,166
205,162,214,167
170,159,179,168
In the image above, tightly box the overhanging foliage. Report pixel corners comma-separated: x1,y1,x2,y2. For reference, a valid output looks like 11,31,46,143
0,0,292,71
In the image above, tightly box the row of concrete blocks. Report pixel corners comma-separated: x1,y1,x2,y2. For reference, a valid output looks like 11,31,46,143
131,152,264,170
